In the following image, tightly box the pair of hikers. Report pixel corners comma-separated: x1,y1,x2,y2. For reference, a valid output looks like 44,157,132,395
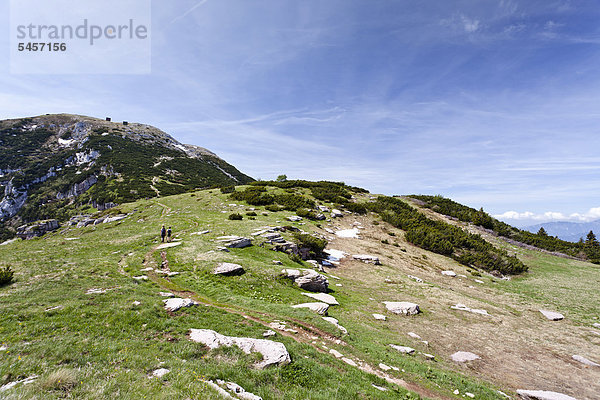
160,225,172,242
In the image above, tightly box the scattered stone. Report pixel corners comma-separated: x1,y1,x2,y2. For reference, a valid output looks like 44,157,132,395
379,363,391,371
272,260,283,265
441,270,457,277
191,230,211,235
516,389,577,400
213,262,245,276
157,242,182,249
451,351,480,363
451,303,489,316
420,352,435,360
373,313,387,321
372,384,387,392
301,292,339,305
282,269,329,292
132,301,141,306
383,301,420,316
572,354,599,367
318,205,330,212
389,345,415,354
133,275,148,280
352,254,381,265
45,306,62,312
219,380,263,400
163,298,199,312
466,392,475,398
0,375,38,392
86,288,108,294
159,292,174,297
0,345,6,351
474,279,485,284
331,209,343,218
593,322,600,328
262,330,277,338
342,357,357,366
336,283,342,287
324,227,335,234
150,368,170,378
539,310,564,321
292,302,329,315
407,332,421,339
329,349,344,358
189,329,291,369
322,316,348,334
287,216,303,222
140,267,153,272
335,228,360,238
217,246,230,252
407,275,424,283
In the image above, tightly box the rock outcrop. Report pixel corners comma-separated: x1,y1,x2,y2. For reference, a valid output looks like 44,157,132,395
282,269,329,292
213,262,245,276
516,390,577,400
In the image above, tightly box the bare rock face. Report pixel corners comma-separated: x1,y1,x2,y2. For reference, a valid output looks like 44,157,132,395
216,236,252,248
282,269,329,293
16,219,59,239
451,351,480,363
189,328,291,369
383,301,420,316
516,390,577,400
539,310,564,321
292,302,330,315
213,262,245,276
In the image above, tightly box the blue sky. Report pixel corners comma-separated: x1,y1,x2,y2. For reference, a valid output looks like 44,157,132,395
1,0,600,226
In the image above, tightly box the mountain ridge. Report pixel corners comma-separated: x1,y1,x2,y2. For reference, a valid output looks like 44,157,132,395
0,114,253,238
522,219,600,242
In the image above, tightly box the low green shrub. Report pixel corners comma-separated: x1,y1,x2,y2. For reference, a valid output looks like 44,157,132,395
246,211,257,216
228,213,243,220
0,266,14,285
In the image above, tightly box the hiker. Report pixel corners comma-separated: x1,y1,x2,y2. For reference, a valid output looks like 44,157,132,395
167,227,172,242
160,225,166,242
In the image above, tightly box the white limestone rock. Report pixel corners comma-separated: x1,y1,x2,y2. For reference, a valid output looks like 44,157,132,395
572,354,599,367
282,269,329,292
342,357,357,366
292,302,329,315
451,303,489,316
189,329,291,369
301,292,339,305
329,349,344,358
441,270,457,277
516,390,577,400
213,262,245,276
539,310,564,321
372,313,387,321
163,298,199,312
383,301,420,316
150,368,170,378
407,275,424,283
322,316,348,334
451,351,480,363
389,344,415,354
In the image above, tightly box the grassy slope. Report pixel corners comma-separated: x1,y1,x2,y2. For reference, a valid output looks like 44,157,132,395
0,188,598,399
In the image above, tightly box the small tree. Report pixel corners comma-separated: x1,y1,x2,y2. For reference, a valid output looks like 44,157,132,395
537,227,548,236
276,174,288,182
586,230,599,246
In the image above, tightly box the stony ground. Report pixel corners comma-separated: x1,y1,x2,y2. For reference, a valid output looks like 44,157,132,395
0,187,598,399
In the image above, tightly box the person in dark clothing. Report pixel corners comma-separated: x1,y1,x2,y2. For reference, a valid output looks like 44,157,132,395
167,227,172,242
160,225,166,242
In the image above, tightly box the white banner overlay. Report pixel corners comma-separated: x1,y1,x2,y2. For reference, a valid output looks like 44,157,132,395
10,0,151,74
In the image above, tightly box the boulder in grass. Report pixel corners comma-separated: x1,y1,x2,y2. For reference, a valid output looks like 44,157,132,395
292,302,329,315
213,262,245,276
383,301,420,316
301,292,339,305
282,269,329,293
451,351,480,363
163,298,199,312
189,329,291,369
441,270,457,277
389,344,415,354
516,390,577,400
539,310,564,321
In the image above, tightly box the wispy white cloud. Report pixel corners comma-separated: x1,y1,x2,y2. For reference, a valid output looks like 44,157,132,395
495,207,600,223
169,0,209,25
